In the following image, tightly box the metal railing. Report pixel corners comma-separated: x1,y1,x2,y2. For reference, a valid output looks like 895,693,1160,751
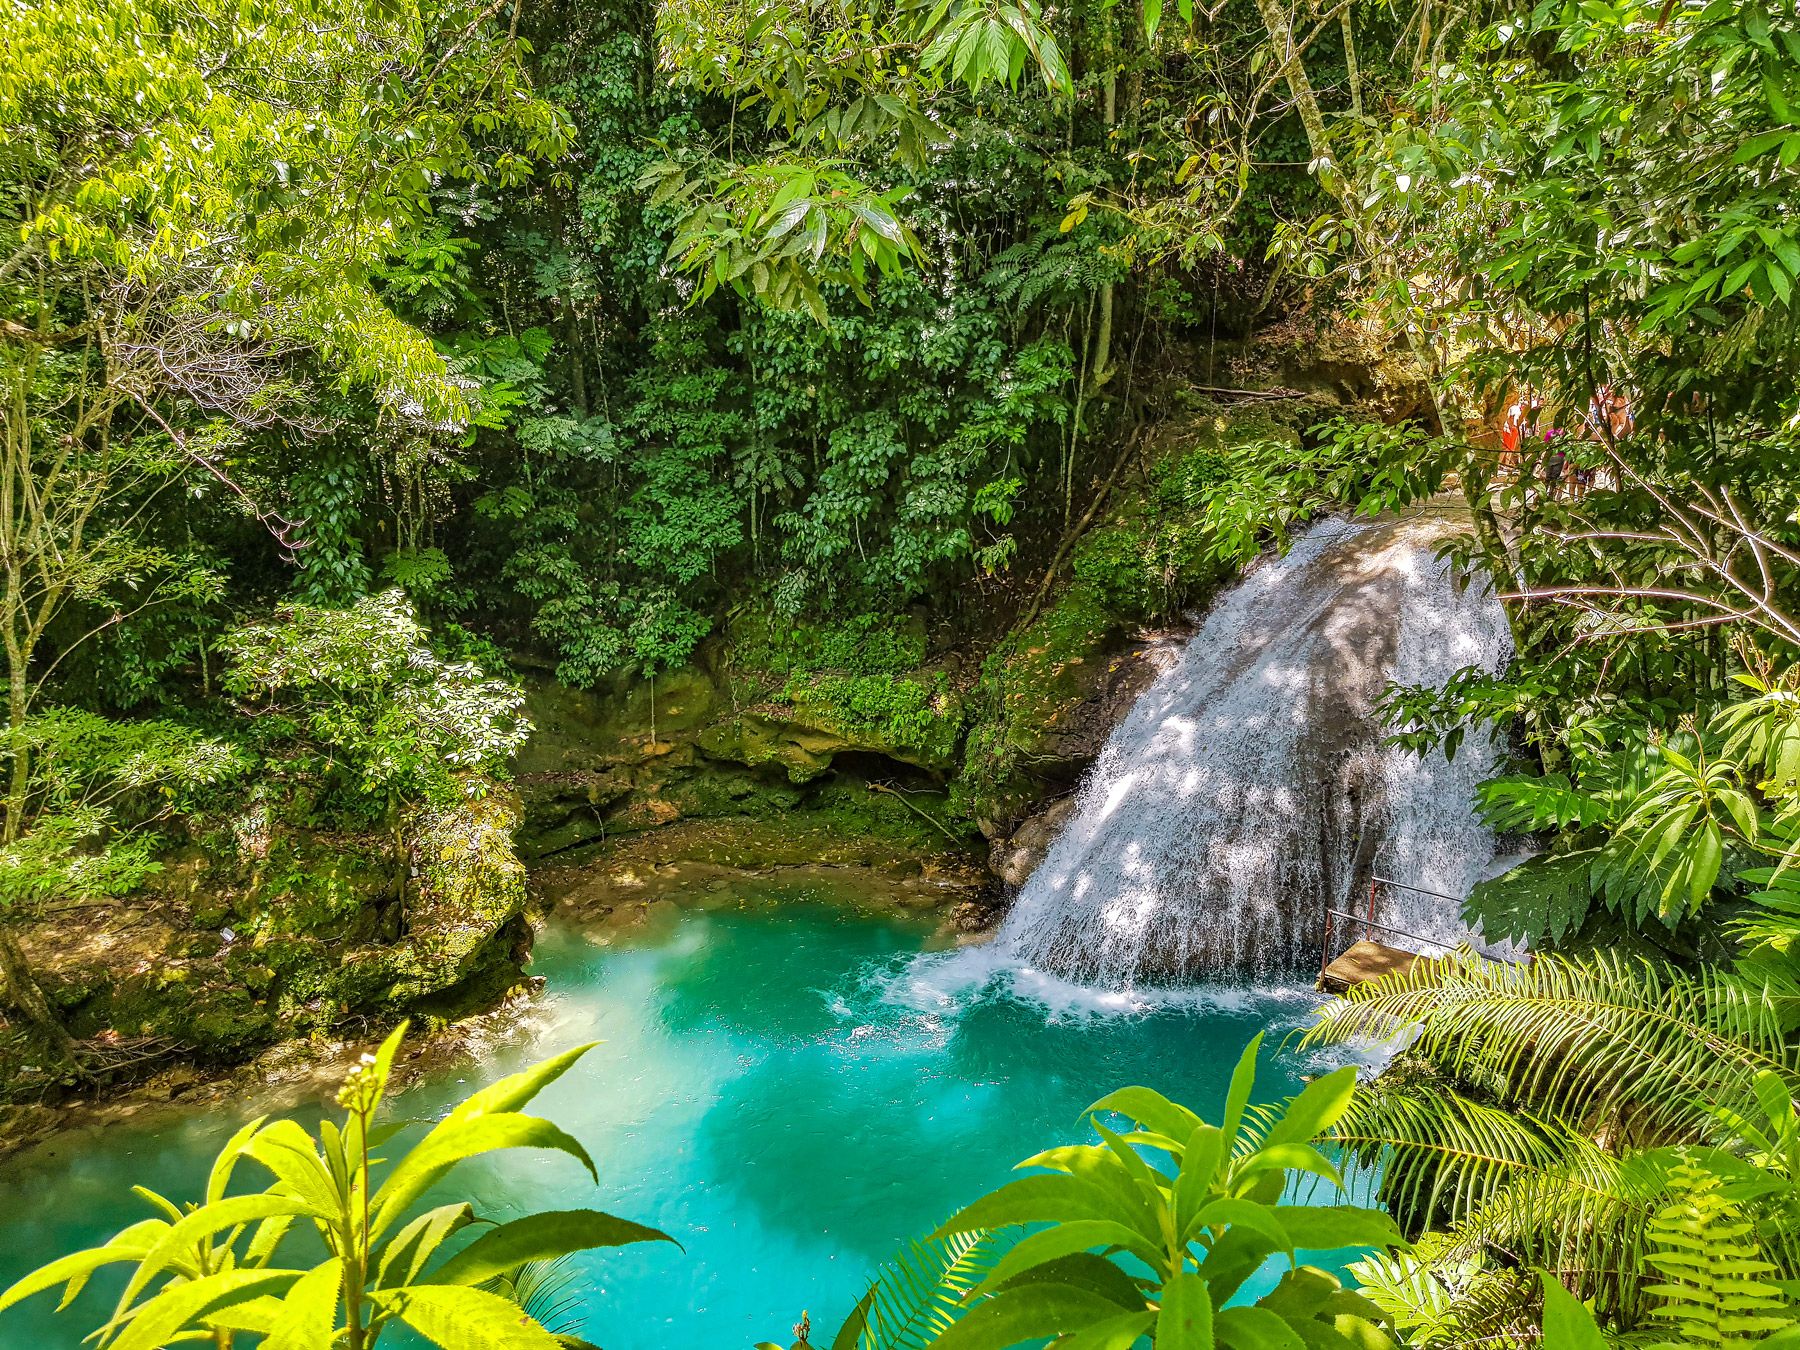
1317,875,1461,979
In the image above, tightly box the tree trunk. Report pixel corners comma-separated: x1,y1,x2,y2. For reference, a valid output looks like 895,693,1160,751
0,922,75,1062
4,658,30,844
1253,0,1337,191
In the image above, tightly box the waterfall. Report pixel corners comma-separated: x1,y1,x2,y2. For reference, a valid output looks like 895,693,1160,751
994,506,1514,986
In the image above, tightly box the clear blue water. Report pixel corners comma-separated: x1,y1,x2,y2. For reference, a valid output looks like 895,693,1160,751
0,878,1341,1349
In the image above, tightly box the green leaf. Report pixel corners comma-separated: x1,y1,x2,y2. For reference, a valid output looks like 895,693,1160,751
378,1284,566,1349
115,1193,320,1315
934,1174,1124,1236
262,1258,344,1350
373,1114,598,1237
1174,1124,1225,1240
1086,1086,1203,1150
1195,1198,1292,1261
1260,1067,1357,1148
1215,1304,1305,1348
974,1221,1167,1296
441,1044,596,1128
1538,1270,1608,1349
1466,851,1601,946
377,1204,475,1290
246,1120,345,1218
1143,0,1162,41
1220,1035,1262,1144
205,1115,270,1205
1155,1270,1213,1349
1272,1207,1400,1254
0,1220,167,1316
1243,1144,1342,1189
931,1285,1133,1350
1691,821,1724,905
426,1210,677,1287
107,1271,304,1350
1060,1311,1158,1350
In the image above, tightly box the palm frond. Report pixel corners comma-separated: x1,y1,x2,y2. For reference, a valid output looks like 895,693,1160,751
1305,950,1799,1136
482,1256,586,1338
833,1228,1007,1350
1331,1073,1668,1324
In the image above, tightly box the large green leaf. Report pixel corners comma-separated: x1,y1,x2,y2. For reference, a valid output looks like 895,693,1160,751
1014,1143,1161,1236
1192,1197,1291,1260
105,1270,303,1350
1272,1207,1401,1254
998,1252,1146,1311
378,1203,476,1290
974,1221,1166,1297
1537,1270,1607,1349
1214,1304,1305,1348
441,1044,597,1128
262,1258,344,1350
930,1285,1135,1350
426,1210,676,1287
373,1114,598,1237
378,1283,567,1349
1465,851,1599,947
1197,1227,1277,1307
1058,1311,1158,1350
1155,1270,1213,1349
1219,1035,1263,1145
205,1115,269,1205
0,1219,167,1316
934,1173,1126,1236
1259,1067,1357,1150
246,1119,346,1218
1174,1124,1226,1241
113,1193,319,1316
1086,1086,1204,1151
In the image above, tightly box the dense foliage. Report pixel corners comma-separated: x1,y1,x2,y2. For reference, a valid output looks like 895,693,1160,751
4,0,1800,1342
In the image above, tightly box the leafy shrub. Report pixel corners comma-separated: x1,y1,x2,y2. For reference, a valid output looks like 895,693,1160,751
0,1023,673,1348
781,1035,1401,1349
1069,526,1152,619
782,671,959,758
222,591,531,815
0,709,248,916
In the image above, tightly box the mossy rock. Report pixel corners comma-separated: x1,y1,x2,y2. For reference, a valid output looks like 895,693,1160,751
7,783,531,1096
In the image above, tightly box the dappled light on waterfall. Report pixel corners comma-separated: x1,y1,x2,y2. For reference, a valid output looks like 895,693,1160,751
995,507,1513,986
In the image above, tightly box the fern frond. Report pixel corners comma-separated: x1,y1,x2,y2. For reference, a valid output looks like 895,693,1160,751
1642,1160,1797,1348
1352,1234,1537,1350
837,1227,1007,1350
481,1256,585,1337
1306,950,1799,1137
1330,1074,1669,1323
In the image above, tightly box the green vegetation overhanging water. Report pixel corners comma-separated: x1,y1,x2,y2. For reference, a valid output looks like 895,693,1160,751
0,878,1343,1349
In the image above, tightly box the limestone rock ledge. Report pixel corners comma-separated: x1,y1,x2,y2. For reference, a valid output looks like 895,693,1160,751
3,789,529,1101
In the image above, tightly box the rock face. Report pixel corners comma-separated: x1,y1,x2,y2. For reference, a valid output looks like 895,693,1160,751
992,796,1079,890
513,655,973,863
5,790,530,1098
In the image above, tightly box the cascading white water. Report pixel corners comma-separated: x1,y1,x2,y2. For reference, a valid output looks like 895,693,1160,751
994,505,1513,986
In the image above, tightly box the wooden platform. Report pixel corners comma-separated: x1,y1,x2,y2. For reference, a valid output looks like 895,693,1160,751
1319,939,1419,994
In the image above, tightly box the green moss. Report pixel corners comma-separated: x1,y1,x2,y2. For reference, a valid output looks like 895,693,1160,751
776,670,964,769
5,780,533,1100
952,580,1119,828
